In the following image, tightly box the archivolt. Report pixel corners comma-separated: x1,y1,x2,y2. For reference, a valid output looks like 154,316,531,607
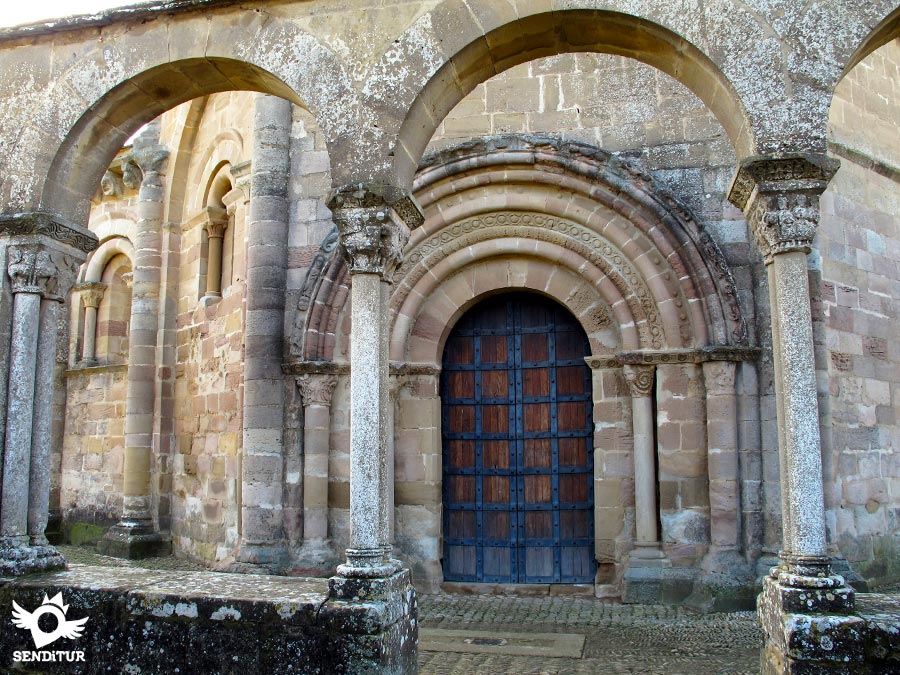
293,136,748,364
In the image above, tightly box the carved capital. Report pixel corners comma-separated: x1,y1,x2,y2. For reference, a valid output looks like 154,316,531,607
132,146,169,183
728,155,839,261
203,207,228,239
7,244,76,298
121,272,134,290
701,360,736,395
76,281,107,309
622,364,655,398
328,185,423,280
297,373,338,407
389,374,404,402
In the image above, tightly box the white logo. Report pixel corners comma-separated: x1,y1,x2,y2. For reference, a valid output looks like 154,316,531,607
11,593,89,648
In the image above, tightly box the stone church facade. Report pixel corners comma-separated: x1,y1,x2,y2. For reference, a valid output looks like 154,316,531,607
1,1,899,671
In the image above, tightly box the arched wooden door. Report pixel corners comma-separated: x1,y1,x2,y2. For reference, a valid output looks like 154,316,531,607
441,293,595,584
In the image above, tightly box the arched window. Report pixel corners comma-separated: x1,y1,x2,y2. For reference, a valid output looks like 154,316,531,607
202,168,234,299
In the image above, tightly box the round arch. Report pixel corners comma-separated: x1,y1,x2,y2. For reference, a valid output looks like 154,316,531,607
381,8,754,187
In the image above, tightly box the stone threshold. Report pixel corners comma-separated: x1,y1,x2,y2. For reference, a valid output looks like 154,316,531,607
439,581,596,597
420,628,585,657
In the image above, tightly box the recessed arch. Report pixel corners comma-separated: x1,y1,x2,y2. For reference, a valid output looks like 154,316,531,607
40,58,304,224
84,236,134,283
387,8,754,187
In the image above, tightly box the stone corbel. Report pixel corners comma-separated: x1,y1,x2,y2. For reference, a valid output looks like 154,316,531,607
727,155,839,262
121,156,142,191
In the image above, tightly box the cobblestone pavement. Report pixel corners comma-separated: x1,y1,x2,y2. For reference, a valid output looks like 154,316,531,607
58,546,761,674
417,594,761,675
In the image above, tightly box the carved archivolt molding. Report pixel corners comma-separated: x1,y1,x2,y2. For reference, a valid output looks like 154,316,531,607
396,211,670,349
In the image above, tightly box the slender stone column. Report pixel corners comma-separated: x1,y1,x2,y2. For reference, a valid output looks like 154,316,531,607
234,94,291,570
296,372,338,568
623,364,659,550
702,360,741,555
729,156,856,674
387,373,403,544
100,125,171,558
76,281,106,364
1,247,51,543
0,227,89,575
203,208,227,298
328,185,422,578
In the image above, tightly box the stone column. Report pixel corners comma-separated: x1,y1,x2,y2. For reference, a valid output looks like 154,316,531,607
203,208,227,299
328,185,421,578
730,156,857,674
234,94,291,571
387,373,403,544
100,125,171,558
623,364,660,550
76,281,106,365
685,359,753,612
0,220,91,575
296,372,338,570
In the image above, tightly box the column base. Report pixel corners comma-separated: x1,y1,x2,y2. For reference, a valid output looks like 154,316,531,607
97,521,171,559
758,573,865,674
0,537,67,576
324,567,418,674
290,538,340,577
220,539,288,574
623,544,693,604
684,547,757,613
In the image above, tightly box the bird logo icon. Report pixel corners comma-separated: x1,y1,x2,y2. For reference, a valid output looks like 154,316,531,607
11,593,89,649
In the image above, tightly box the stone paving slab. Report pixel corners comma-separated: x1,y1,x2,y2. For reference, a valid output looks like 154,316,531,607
420,628,585,657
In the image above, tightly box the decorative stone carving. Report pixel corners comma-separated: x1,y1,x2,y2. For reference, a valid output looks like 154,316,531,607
328,185,422,280
395,211,667,349
100,170,123,198
121,157,142,190
298,227,339,311
133,146,169,179
76,281,107,309
7,245,56,295
623,364,655,398
0,212,98,255
728,155,839,262
203,208,228,240
297,373,338,407
702,360,737,395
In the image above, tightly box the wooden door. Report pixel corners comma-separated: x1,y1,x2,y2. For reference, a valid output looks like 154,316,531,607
442,293,595,584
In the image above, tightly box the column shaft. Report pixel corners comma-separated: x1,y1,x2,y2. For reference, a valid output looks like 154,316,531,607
771,250,827,561
27,298,60,544
703,361,740,550
623,364,658,547
348,272,383,562
0,291,42,539
82,305,99,362
236,94,291,568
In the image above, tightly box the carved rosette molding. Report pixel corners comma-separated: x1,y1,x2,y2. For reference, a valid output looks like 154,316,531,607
585,346,759,369
75,281,107,309
728,155,839,262
622,363,655,398
0,212,99,255
296,373,339,407
328,185,423,280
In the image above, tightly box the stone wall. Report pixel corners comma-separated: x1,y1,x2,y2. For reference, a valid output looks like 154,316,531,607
819,39,900,587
